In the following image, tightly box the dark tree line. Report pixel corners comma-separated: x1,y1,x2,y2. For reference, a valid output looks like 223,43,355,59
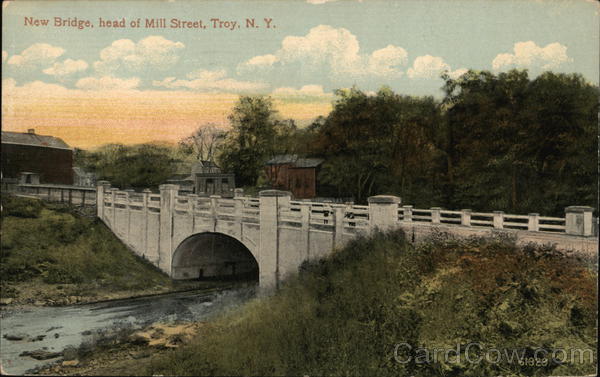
77,69,597,216
217,69,596,216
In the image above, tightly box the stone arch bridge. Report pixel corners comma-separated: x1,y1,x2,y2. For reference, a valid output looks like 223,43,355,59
96,182,597,290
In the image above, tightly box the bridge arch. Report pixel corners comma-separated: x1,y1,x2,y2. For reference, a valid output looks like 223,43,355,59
171,232,258,281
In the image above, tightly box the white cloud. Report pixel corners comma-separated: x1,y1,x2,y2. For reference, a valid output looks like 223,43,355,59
272,84,330,97
7,43,64,69
367,45,408,76
2,77,16,90
2,51,7,63
240,54,278,70
238,25,407,78
492,41,572,71
153,69,267,93
76,76,140,90
407,55,465,79
43,59,88,78
94,36,185,74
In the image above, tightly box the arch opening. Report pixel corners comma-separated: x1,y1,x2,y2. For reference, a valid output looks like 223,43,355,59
171,232,258,282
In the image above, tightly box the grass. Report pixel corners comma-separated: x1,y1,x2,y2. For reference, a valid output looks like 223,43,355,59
147,231,597,377
0,195,172,299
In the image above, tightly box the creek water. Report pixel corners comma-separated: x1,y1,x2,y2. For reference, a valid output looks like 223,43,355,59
0,285,256,375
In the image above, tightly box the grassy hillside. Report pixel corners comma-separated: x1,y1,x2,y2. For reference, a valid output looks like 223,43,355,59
0,195,174,304
148,231,597,377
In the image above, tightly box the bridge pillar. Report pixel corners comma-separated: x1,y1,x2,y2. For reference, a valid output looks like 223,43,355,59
96,181,110,220
159,184,179,274
259,190,291,292
565,206,594,236
367,195,401,232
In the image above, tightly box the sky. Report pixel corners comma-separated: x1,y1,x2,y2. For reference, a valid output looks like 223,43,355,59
2,0,599,149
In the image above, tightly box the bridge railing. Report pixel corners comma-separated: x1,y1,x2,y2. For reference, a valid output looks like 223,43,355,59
7,183,96,206
397,205,583,236
96,182,596,239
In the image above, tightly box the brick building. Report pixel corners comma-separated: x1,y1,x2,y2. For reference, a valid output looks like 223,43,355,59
1,129,74,185
264,154,324,199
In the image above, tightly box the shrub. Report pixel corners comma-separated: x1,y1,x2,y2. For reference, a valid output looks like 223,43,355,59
1,195,43,218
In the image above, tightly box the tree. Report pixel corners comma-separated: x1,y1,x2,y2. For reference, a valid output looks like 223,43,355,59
314,87,443,203
78,143,178,189
440,69,598,214
218,96,280,187
179,124,226,162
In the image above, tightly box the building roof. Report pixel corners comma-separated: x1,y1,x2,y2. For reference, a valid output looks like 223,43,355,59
1,131,71,150
266,154,298,165
292,158,324,168
266,154,323,168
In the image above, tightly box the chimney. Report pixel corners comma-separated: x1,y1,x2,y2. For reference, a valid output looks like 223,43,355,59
27,128,35,134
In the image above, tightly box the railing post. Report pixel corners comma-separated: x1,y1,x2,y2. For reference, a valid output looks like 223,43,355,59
300,202,311,260
159,184,179,275
402,205,413,222
461,209,471,226
528,213,539,232
493,211,504,229
124,189,134,244
110,188,118,227
96,181,109,219
233,195,245,239
210,195,220,231
565,206,594,236
142,189,151,257
259,190,291,292
367,195,401,232
431,207,441,224
332,204,346,248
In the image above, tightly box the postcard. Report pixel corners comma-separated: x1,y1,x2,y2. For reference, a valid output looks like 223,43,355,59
1,0,598,376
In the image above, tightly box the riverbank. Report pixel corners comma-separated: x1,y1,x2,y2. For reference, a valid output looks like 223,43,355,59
1,284,256,375
35,322,203,376
0,279,228,309
1,195,189,309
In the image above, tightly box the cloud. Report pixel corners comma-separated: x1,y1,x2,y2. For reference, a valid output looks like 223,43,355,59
238,25,407,78
240,54,278,70
407,55,465,79
153,69,267,93
75,75,140,90
7,43,64,69
492,41,572,71
272,84,330,97
94,36,185,74
43,59,88,78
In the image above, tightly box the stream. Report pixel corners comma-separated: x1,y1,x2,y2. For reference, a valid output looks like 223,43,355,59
0,285,256,375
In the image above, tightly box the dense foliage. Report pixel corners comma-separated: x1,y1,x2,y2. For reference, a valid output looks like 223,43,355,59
148,231,597,376
74,69,597,216
218,96,298,187
309,70,598,214
0,195,169,290
75,143,181,190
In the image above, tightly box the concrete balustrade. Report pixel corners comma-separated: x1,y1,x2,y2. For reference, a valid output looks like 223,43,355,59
96,182,598,291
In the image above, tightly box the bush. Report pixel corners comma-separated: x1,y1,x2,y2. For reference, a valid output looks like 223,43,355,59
1,195,43,218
